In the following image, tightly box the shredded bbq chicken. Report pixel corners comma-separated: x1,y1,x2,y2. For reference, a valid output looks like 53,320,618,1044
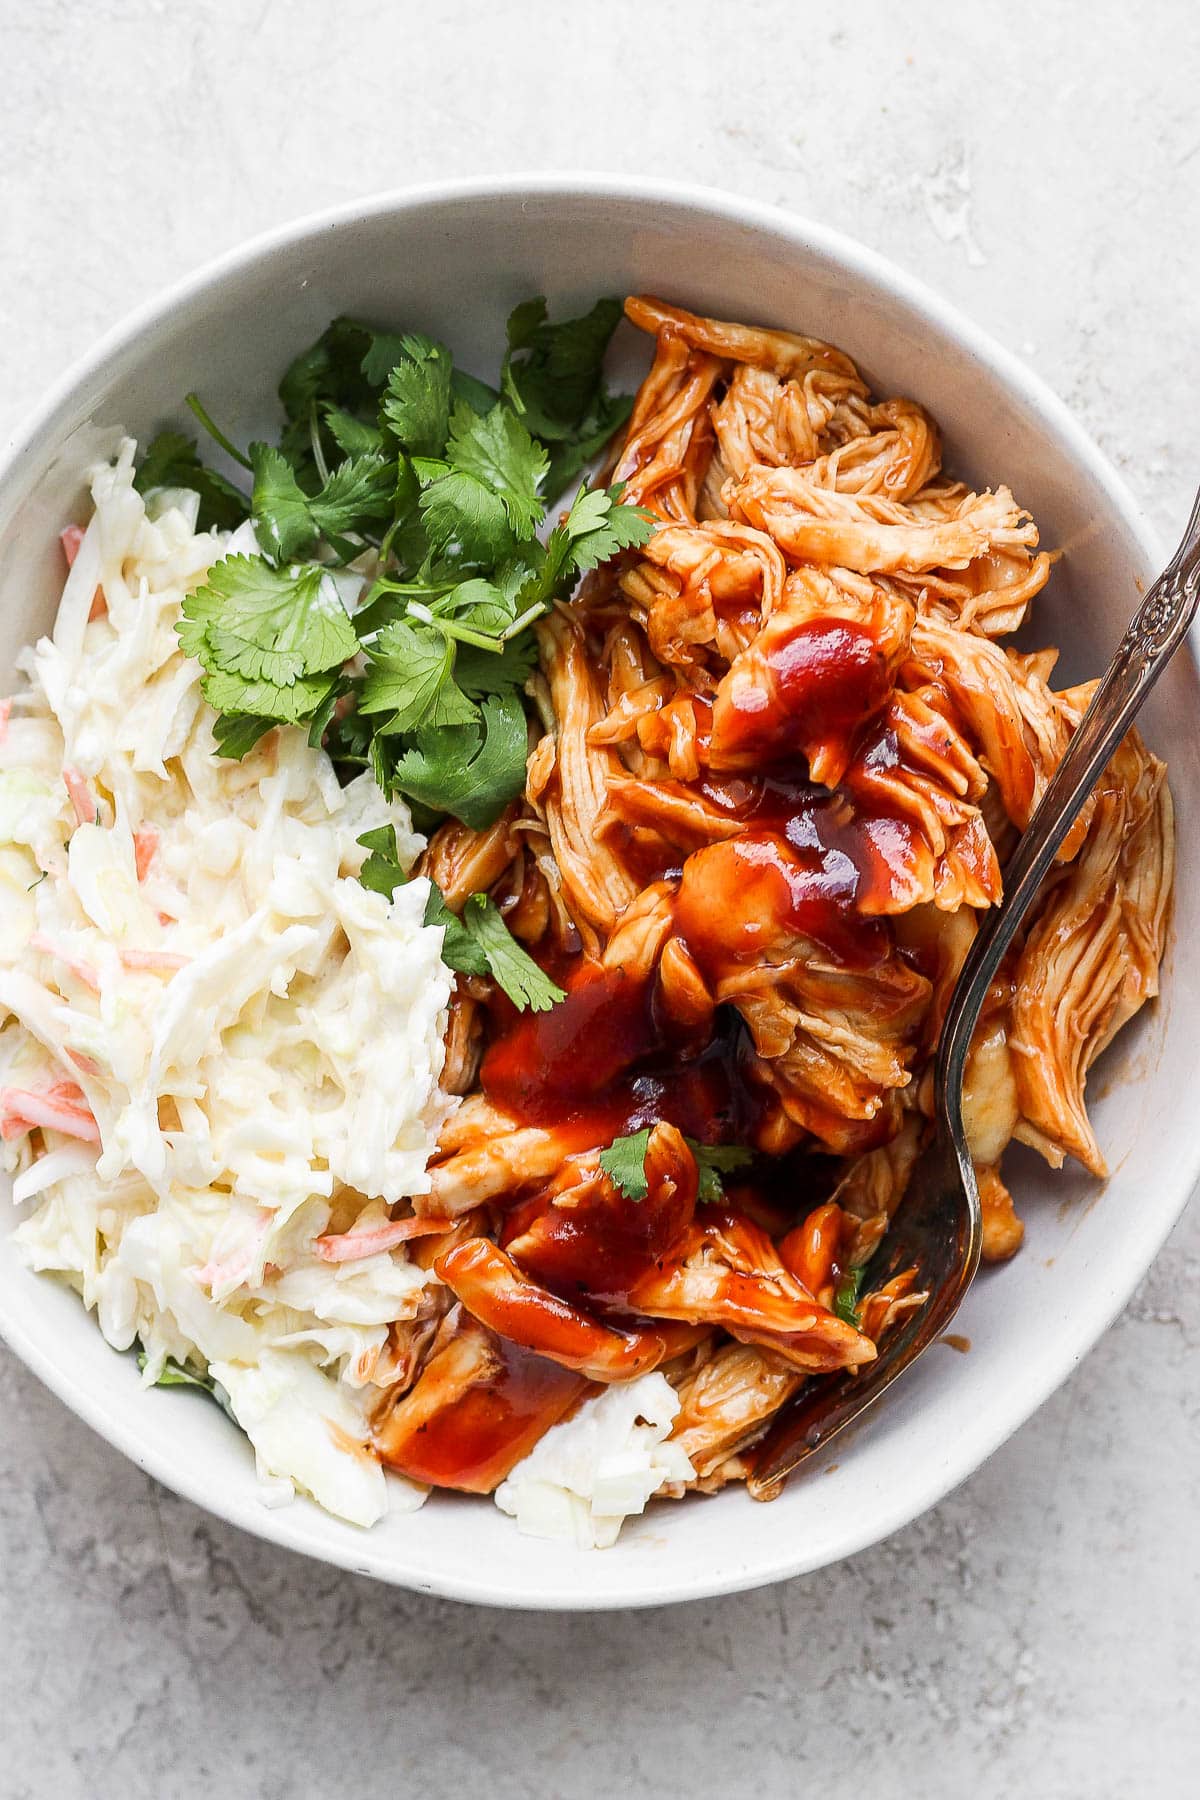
374,297,1173,1505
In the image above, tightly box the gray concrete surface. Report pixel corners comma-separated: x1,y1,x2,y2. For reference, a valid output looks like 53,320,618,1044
0,3,1197,1795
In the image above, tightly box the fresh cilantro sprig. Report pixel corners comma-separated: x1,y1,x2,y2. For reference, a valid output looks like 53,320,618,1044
598,1128,655,1202
154,298,655,945
502,296,636,494
458,892,565,1012
177,556,353,732
249,443,393,563
691,1142,756,1205
355,827,564,1013
356,824,411,899
599,1130,754,1204
386,693,531,832
833,1264,868,1327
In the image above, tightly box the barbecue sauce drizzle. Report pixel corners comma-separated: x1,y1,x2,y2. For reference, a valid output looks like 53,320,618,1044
384,604,935,1491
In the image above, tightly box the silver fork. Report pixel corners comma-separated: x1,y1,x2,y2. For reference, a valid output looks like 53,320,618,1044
749,488,1200,1501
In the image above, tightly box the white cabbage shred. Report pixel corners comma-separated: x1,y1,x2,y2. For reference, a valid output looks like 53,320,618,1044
0,441,456,1527
495,1373,696,1548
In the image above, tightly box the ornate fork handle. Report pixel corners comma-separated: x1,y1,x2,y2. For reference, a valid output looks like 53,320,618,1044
937,488,1200,1118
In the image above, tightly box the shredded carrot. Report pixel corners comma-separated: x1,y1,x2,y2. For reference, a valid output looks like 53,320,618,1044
60,527,105,614
315,1216,454,1263
132,827,158,882
63,767,96,826
192,1211,273,1290
28,932,101,993
0,1085,100,1144
66,1049,102,1077
119,948,188,972
46,1080,88,1103
0,697,11,747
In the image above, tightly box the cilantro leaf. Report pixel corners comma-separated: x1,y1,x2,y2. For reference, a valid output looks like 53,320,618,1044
382,336,454,457
501,297,635,495
321,693,371,767
542,391,635,497
179,555,357,687
200,666,336,724
502,296,624,441
512,483,656,619
252,442,393,563
359,620,479,732
279,317,375,420
212,713,274,760
352,840,555,1011
451,367,501,415
360,331,414,388
249,443,318,562
691,1142,753,1205
307,453,394,535
363,327,487,399
419,468,514,567
390,691,528,830
599,1131,752,1205
562,483,657,573
356,825,407,898
833,1265,867,1328
454,633,538,696
353,833,486,971
445,402,548,537
420,883,487,974
133,431,248,532
459,894,565,1011
430,575,519,637
322,407,385,458
368,730,400,798
305,678,351,750
599,1128,653,1203
505,297,551,354
135,430,202,492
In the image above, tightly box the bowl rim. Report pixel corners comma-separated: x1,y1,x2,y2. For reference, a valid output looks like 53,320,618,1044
0,173,1190,1610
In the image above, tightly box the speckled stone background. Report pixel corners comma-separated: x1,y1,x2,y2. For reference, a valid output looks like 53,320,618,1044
1,3,1198,1795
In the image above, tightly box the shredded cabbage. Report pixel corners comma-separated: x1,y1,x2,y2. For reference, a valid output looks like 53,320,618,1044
494,1373,696,1548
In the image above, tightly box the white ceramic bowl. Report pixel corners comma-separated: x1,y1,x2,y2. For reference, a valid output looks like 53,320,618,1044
1,178,1195,1610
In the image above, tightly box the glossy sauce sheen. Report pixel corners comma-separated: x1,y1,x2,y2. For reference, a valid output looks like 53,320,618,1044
446,605,923,1487
387,1339,588,1494
482,961,751,1143
507,1130,698,1308
719,618,894,765
484,609,921,1138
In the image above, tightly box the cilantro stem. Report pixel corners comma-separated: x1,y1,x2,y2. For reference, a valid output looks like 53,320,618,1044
502,600,549,640
184,393,252,470
415,612,505,652
376,518,404,571
377,578,456,599
308,403,331,486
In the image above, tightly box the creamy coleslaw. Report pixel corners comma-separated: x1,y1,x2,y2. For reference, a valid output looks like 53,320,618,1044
0,441,687,1548
0,444,453,1526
